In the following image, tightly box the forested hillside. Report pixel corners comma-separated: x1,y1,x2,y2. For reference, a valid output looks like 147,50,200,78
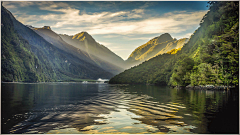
110,1,239,87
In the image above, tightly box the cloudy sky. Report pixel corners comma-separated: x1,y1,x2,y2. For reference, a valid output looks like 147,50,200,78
3,1,209,60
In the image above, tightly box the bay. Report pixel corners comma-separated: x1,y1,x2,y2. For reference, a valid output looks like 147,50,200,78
1,83,239,134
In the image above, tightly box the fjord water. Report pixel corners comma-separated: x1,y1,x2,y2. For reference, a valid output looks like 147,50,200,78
1,83,239,134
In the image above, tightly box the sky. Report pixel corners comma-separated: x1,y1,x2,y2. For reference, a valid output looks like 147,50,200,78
3,1,209,60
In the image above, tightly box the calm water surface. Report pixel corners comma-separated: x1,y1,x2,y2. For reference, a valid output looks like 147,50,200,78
1,83,239,134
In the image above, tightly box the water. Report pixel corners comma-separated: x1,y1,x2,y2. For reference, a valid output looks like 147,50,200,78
1,83,239,134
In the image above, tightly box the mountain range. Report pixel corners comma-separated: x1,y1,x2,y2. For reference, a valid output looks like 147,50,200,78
1,3,193,82
2,5,115,82
31,26,125,75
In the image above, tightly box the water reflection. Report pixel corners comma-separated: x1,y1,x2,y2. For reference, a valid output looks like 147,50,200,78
1,83,238,134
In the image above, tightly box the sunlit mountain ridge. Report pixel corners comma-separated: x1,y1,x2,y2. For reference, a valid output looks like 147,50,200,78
126,33,188,67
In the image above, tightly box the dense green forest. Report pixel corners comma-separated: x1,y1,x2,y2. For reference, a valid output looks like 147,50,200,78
1,5,50,82
110,1,239,87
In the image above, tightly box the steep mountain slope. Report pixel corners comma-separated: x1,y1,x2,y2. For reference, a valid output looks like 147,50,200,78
2,5,114,82
59,33,126,69
110,1,239,86
1,6,49,82
126,33,188,67
31,26,124,75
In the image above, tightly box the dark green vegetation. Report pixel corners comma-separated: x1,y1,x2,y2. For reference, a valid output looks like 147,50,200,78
126,33,188,67
1,6,49,82
1,5,113,82
110,1,239,87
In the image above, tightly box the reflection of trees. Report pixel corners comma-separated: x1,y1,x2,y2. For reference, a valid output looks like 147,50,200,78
120,85,232,133
170,88,230,133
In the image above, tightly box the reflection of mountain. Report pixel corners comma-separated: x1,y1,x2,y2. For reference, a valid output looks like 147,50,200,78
126,33,188,67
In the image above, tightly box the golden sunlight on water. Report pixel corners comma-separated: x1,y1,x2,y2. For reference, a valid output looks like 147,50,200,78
42,87,197,134
2,83,238,134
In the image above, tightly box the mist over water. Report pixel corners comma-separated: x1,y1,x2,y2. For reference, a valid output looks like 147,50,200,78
1,83,239,134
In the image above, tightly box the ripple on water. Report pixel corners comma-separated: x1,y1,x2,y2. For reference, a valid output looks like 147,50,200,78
5,85,200,134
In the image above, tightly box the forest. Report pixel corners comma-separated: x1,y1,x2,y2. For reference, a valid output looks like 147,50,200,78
109,1,239,87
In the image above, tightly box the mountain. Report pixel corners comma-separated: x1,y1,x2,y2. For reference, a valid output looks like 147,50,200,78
1,5,49,82
126,33,188,67
110,1,239,87
31,26,124,75
59,32,126,69
1,5,114,82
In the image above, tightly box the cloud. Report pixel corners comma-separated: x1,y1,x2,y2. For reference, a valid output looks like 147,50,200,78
103,35,119,38
3,1,35,8
85,10,207,35
47,10,204,36
5,1,207,37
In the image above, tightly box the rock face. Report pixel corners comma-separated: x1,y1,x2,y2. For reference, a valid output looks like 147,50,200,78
126,33,188,67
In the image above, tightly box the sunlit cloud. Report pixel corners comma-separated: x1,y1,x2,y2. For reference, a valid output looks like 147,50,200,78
11,5,206,36
4,1,207,36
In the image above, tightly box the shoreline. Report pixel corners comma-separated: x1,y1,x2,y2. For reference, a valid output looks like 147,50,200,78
170,85,237,91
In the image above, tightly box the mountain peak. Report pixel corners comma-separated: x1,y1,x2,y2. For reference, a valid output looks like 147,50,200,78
72,31,94,42
74,31,90,37
157,33,173,43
